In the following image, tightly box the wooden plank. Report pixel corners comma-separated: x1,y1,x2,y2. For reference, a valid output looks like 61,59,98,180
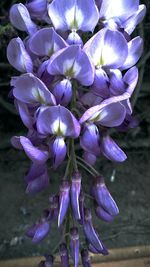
0,246,150,267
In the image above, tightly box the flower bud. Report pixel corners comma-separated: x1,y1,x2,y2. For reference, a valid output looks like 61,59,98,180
52,137,67,169
71,171,81,220
53,79,72,106
81,249,91,267
70,227,80,267
58,180,70,227
26,219,50,243
59,243,70,267
95,206,114,222
66,32,83,46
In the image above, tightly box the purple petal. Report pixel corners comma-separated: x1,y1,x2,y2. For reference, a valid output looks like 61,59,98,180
48,0,99,32
93,176,119,216
37,60,54,89
83,208,103,252
32,221,50,243
71,171,81,220
48,195,59,221
92,68,109,98
25,162,46,182
78,191,85,225
26,0,47,20
101,135,127,162
99,0,139,21
88,243,109,255
95,206,114,222
7,37,33,73
80,124,100,155
17,101,34,129
20,136,49,164
123,5,146,35
13,73,56,106
121,37,143,70
11,136,23,150
9,3,37,35
52,137,67,169
123,66,139,96
29,27,67,57
109,70,125,96
66,32,83,46
59,243,70,267
53,79,72,106
47,45,94,86
26,167,49,194
81,249,91,267
58,181,70,227
80,92,103,108
84,29,128,68
37,105,80,138
70,227,80,267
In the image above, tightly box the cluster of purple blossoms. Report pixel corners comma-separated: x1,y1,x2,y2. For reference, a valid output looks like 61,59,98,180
7,0,146,266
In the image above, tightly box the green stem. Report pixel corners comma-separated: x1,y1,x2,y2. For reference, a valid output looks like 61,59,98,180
76,155,99,176
77,160,96,177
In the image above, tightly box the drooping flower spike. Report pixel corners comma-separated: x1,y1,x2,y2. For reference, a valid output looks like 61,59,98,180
7,0,146,266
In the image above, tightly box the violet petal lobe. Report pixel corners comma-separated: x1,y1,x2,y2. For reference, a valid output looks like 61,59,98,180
83,151,97,166
93,176,119,216
80,124,100,156
9,3,37,35
17,101,34,129
59,243,70,267
95,206,114,222
32,221,50,243
52,137,67,169
7,37,33,73
26,0,47,20
48,0,99,32
25,162,46,183
83,208,103,252
53,79,72,106
101,134,127,162
26,167,49,194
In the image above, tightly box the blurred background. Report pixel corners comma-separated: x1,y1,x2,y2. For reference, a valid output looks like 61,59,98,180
0,0,150,260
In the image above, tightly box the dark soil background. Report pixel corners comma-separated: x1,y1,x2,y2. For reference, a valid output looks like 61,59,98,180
0,0,150,261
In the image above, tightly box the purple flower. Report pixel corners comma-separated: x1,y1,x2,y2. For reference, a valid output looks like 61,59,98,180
83,151,97,166
7,38,33,73
29,27,67,57
52,137,67,169
92,176,119,216
70,227,80,267
53,79,72,106
59,243,70,267
81,249,91,267
47,45,95,86
58,180,70,227
71,171,81,220
95,206,114,222
48,195,59,221
9,3,37,35
83,208,104,252
80,124,100,156
26,0,47,20
48,0,99,32
26,219,50,243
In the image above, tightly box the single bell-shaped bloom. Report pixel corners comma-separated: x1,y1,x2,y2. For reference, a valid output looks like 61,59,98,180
80,124,100,156
81,249,91,267
101,134,127,162
59,243,70,267
99,0,146,34
26,0,47,20
92,68,109,98
92,176,119,216
9,3,37,35
48,0,99,32
71,171,81,220
53,79,72,106
79,86,134,125
29,28,67,57
66,32,83,46
19,136,49,164
95,206,114,222
37,105,81,138
52,137,67,169
13,73,56,106
120,36,143,70
25,164,49,194
47,45,95,86
70,227,80,267
58,180,70,227
83,208,103,252
26,220,50,243
7,37,33,73
84,28,128,69
83,151,97,166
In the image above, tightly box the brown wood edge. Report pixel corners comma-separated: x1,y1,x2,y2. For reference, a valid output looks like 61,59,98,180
0,245,150,267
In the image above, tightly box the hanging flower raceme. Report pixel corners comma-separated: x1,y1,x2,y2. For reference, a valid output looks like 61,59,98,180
7,0,146,266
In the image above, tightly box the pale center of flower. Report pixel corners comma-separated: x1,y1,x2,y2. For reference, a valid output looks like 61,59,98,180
52,118,67,136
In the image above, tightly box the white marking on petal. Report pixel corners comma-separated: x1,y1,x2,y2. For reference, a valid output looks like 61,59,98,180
65,5,84,30
52,118,67,135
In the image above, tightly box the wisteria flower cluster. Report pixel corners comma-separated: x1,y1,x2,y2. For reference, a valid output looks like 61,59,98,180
7,0,146,266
